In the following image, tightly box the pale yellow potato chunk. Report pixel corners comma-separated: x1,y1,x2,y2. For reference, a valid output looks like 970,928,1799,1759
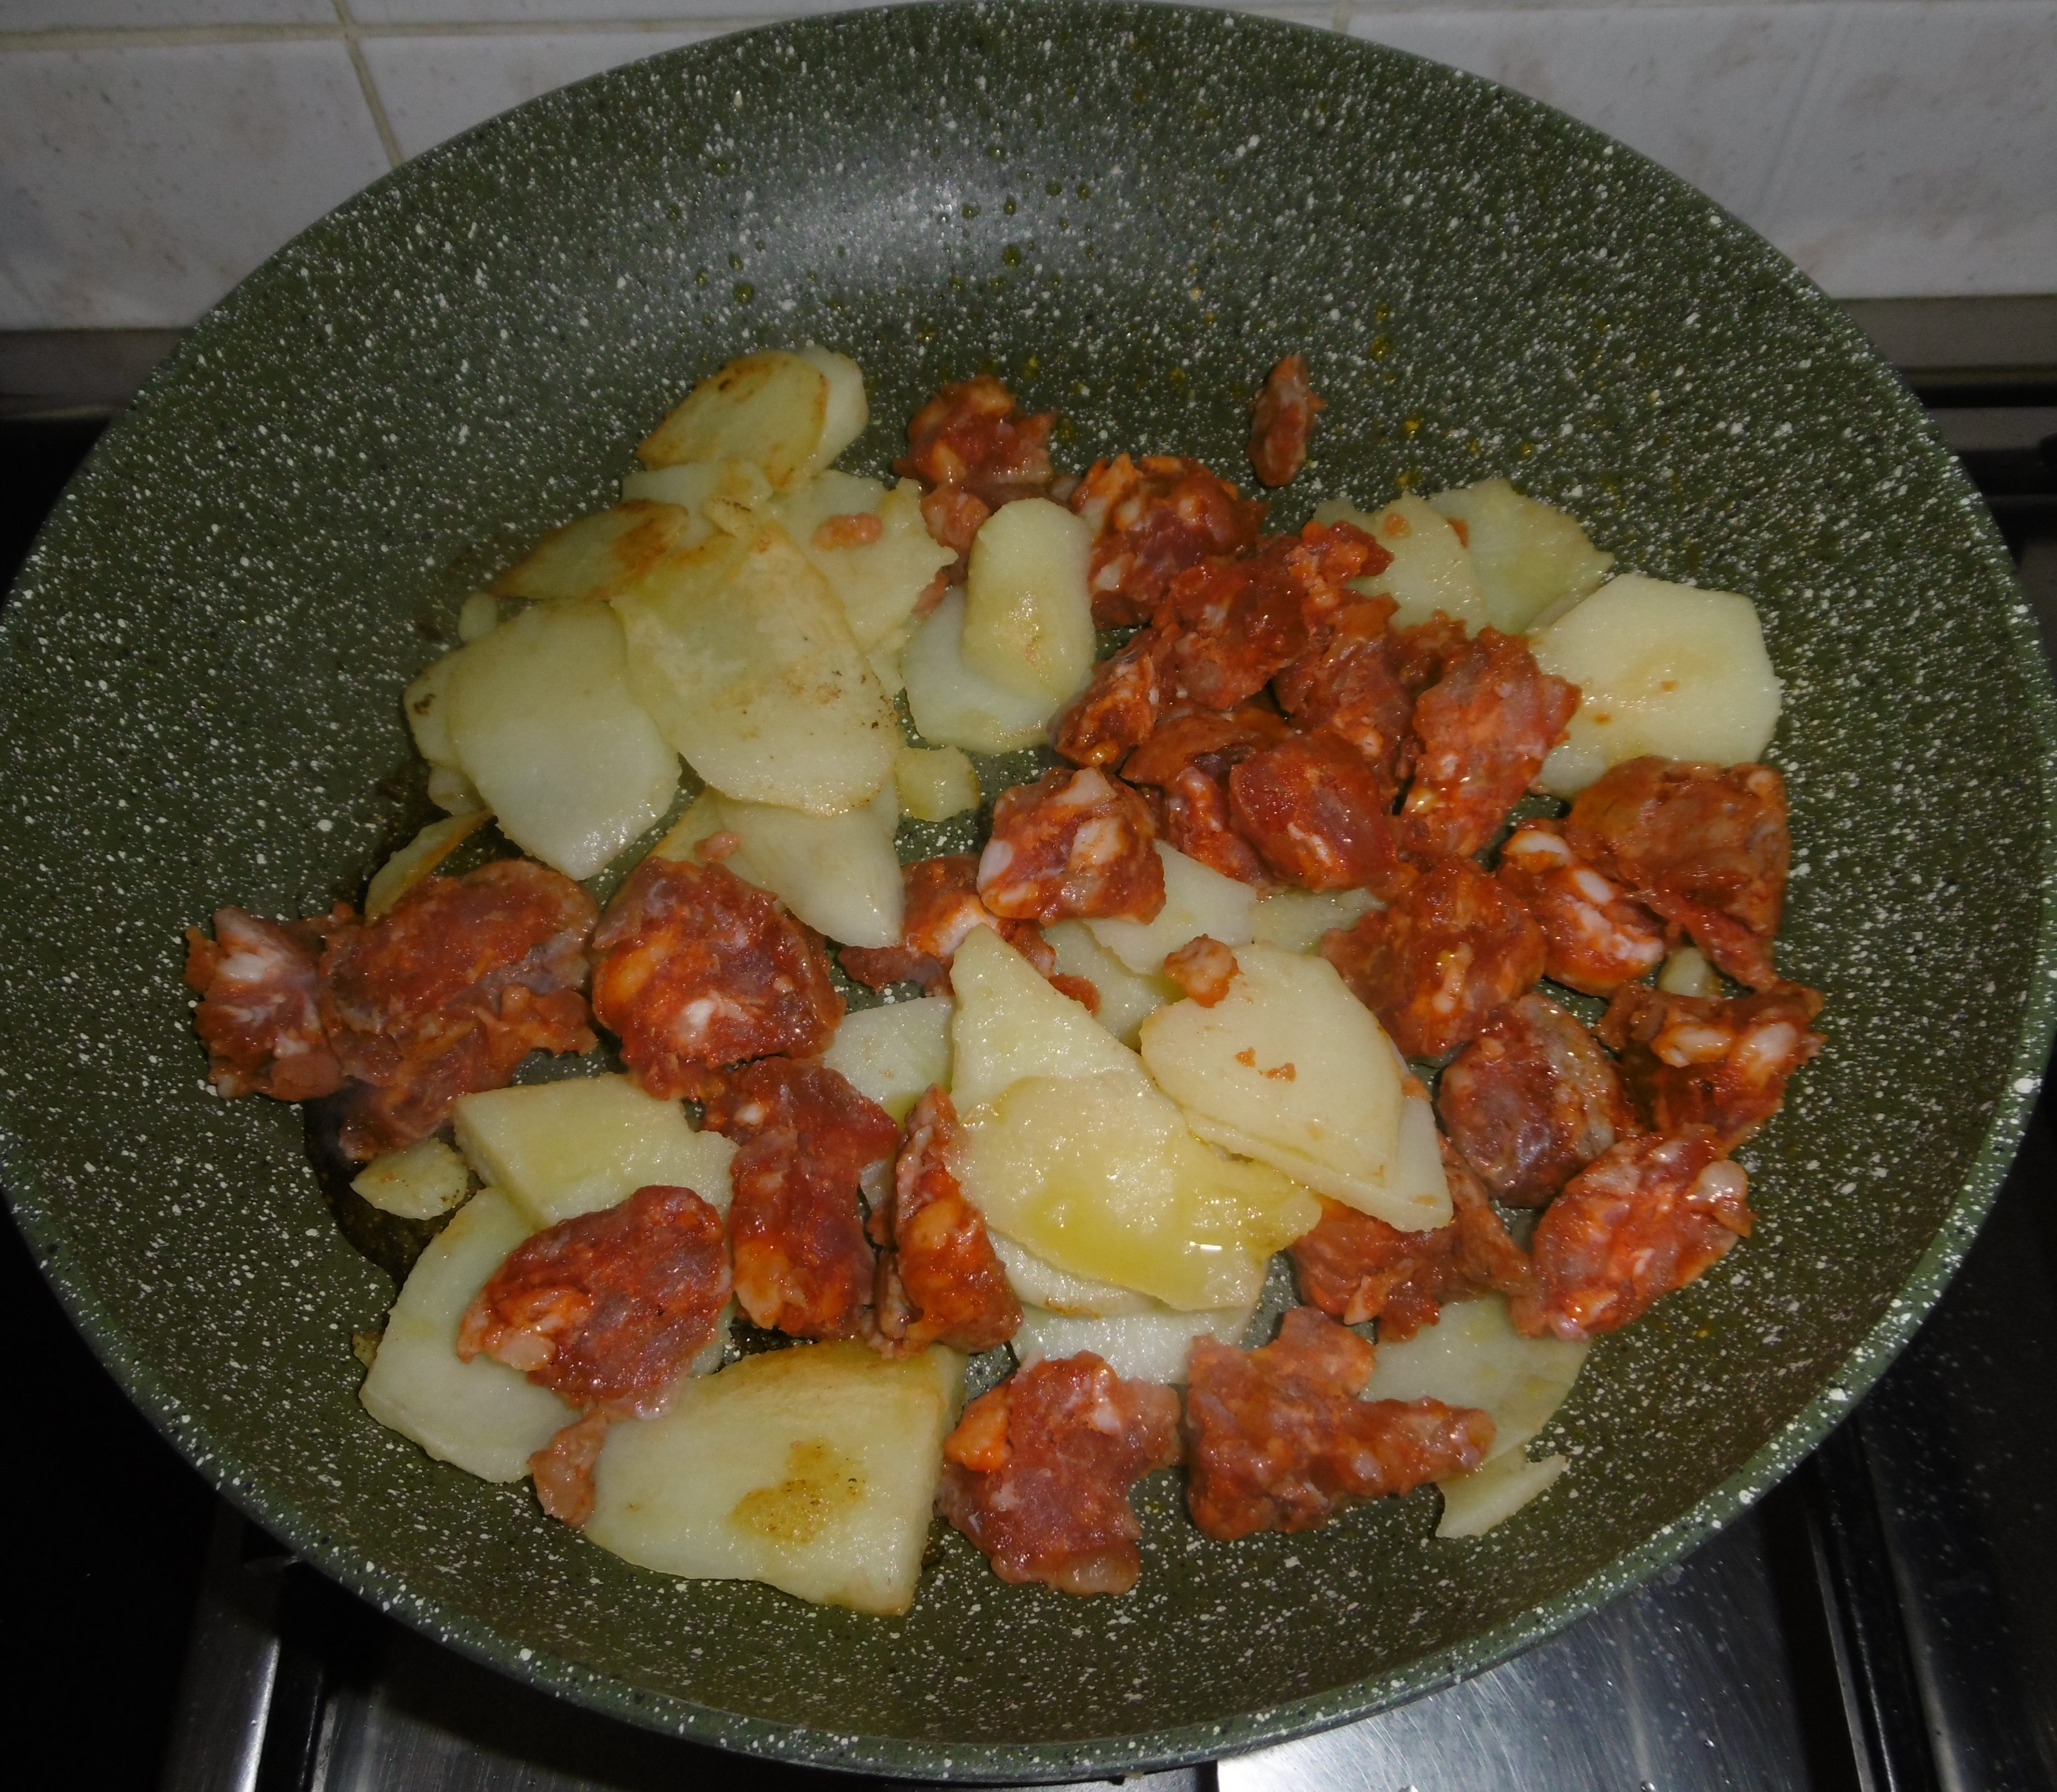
613,520,899,815
363,811,491,921
1315,494,1488,629
426,765,486,816
821,996,954,1121
585,1342,964,1616
959,1068,1319,1310
1013,1301,1253,1384
1436,1451,1569,1538
947,924,1138,1109
902,588,1058,753
1086,843,1257,975
989,1232,1155,1318
1248,886,1379,955
775,472,953,652
1529,574,1783,795
620,458,763,516
961,497,1096,703
1389,1090,1451,1218
1660,945,1722,997
1365,1293,1589,1466
1043,920,1177,1046
895,743,981,823
452,1075,735,1228
700,787,903,948
403,649,462,770
358,1189,572,1482
1428,478,1614,633
350,1135,472,1220
637,348,861,490
456,591,500,642
797,346,869,472
1141,943,1443,1228
494,500,709,603
444,600,680,880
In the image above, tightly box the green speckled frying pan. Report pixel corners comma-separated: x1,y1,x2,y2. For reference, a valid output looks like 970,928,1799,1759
2,2,2051,1778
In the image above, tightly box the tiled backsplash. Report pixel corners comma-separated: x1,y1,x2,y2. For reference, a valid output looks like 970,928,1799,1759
1,0,2051,328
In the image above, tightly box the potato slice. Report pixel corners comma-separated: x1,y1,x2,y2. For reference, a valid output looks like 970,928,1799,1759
612,520,899,815
1427,479,1613,633
1043,920,1178,1046
1014,1301,1254,1384
1248,886,1379,955
403,649,462,770
620,458,766,516
1086,843,1258,975
775,472,954,652
637,348,858,490
452,1074,735,1228
1529,574,1781,795
350,1135,472,1220
1315,494,1487,630
1390,1089,1451,1216
988,1232,1155,1318
797,345,870,473
895,743,981,823
962,497,1096,703
426,765,486,816
700,787,904,947
358,1189,572,1481
1141,943,1437,1228
902,588,1059,753
585,1342,963,1616
1436,1450,1569,1538
457,592,500,642
494,500,709,603
1365,1293,1589,1465
443,600,679,880
947,923,1139,1109
959,1067,1318,1310
821,996,953,1121
363,811,492,921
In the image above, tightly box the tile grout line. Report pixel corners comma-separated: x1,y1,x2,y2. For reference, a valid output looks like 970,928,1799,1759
332,0,405,170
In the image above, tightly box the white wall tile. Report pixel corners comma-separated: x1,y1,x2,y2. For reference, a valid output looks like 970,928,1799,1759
362,28,715,159
0,41,389,329
0,1,333,26
1349,3,1833,218
1758,0,2057,297
346,0,844,22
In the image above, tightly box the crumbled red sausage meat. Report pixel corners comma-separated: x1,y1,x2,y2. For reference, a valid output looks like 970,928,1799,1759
319,861,598,1159
1400,628,1578,859
1496,818,1666,995
1601,982,1825,1149
530,1408,611,1527
700,1058,902,1341
1184,1308,1494,1539
185,905,348,1101
591,857,841,1102
977,767,1165,923
1274,596,1412,781
1512,1127,1751,1341
1069,453,1268,628
1228,728,1405,895
1565,757,1792,991
898,375,1055,508
1438,992,1634,1206
457,1183,730,1415
939,1353,1183,1595
1162,935,1240,1005
1320,856,1545,1058
869,1086,1021,1356
1247,353,1325,489
1051,625,1175,769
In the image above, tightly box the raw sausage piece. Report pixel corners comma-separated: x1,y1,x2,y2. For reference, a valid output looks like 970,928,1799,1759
1247,353,1325,488
1512,1127,1751,1342
977,767,1166,923
1401,628,1579,860
1069,453,1268,628
701,1058,903,1342
1438,992,1634,1206
1600,982,1825,1149
1051,626,1174,769
1274,597,1412,781
530,1408,611,1527
1121,705,1292,789
870,1085,1021,1355
1496,818,1666,996
938,1354,1183,1595
320,861,598,1159
1320,856,1545,1058
1565,757,1792,991
457,1183,731,1415
185,906,347,1101
1162,935,1240,1006
1228,728,1405,895
898,375,1056,508
1184,1307,1494,1539
1385,614,1471,695
591,856,841,1102
1125,705,1288,889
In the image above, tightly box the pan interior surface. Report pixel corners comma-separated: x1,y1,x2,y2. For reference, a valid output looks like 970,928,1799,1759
1,1,2050,1777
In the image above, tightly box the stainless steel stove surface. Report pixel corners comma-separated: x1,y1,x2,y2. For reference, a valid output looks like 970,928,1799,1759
4,297,2054,1792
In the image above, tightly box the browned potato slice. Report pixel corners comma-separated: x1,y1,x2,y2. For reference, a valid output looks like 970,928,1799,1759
493,500,707,602
637,347,865,490
364,810,492,920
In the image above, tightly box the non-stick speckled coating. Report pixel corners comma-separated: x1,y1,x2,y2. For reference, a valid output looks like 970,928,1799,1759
1,2,2051,1779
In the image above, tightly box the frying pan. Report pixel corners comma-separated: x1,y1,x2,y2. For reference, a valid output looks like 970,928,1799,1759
2,2,2052,1778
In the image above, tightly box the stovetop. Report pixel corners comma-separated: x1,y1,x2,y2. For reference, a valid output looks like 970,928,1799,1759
4,300,2054,1791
